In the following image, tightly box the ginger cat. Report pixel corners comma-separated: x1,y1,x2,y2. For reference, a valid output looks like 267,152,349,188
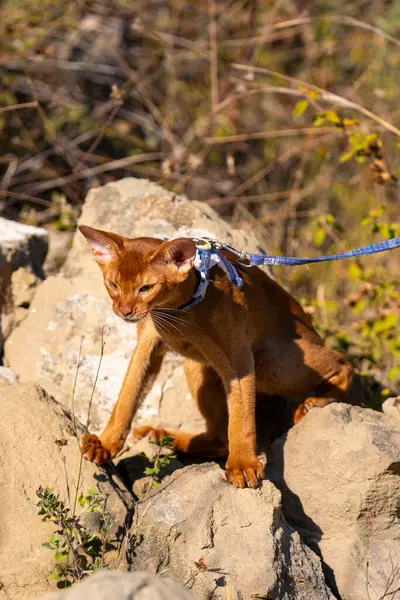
79,225,353,488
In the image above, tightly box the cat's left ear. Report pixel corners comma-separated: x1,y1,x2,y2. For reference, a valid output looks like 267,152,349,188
79,225,123,265
154,238,197,275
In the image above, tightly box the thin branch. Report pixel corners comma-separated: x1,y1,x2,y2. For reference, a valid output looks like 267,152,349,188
0,101,38,114
205,126,344,144
230,63,400,138
219,14,400,49
208,0,219,112
14,152,164,195
0,189,53,207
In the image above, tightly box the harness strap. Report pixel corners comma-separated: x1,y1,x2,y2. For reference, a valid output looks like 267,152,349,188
176,244,243,312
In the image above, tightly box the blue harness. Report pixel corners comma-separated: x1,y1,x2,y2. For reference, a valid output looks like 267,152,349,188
176,235,400,312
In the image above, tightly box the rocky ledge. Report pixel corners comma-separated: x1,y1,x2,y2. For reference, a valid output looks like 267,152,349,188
1,178,399,600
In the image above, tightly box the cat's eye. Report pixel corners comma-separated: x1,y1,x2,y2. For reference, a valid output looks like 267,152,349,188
107,279,119,291
139,284,155,294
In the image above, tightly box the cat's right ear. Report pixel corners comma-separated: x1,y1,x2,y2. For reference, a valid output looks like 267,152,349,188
78,225,123,265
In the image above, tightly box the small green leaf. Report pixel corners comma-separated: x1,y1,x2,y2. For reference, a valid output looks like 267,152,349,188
55,550,68,562
313,113,326,127
388,367,400,381
292,99,309,118
348,263,362,280
144,467,156,476
372,314,398,334
324,109,341,124
340,151,354,163
313,227,326,247
360,217,372,227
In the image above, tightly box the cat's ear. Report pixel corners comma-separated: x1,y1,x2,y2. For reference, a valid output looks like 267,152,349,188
153,238,197,275
78,225,123,265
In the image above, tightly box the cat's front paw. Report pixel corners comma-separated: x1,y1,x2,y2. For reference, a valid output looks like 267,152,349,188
80,433,113,464
225,455,264,489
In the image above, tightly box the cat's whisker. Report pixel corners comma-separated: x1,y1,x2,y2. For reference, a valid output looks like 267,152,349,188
154,316,180,339
151,309,188,326
153,312,190,327
151,312,183,337
151,308,199,329
151,314,169,337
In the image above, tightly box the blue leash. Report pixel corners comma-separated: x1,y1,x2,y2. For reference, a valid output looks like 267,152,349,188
198,236,400,267
247,236,400,267
174,236,400,312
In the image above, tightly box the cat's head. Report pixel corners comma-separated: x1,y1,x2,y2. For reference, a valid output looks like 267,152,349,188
79,225,197,322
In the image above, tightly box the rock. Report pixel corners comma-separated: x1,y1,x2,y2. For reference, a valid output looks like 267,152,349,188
0,365,19,384
382,396,400,424
44,229,74,275
0,381,133,600
267,403,400,600
5,178,268,435
0,217,48,354
39,570,195,600
128,463,334,600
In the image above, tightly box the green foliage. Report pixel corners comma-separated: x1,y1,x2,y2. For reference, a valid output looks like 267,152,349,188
305,207,400,408
36,486,111,587
292,99,309,118
144,436,176,488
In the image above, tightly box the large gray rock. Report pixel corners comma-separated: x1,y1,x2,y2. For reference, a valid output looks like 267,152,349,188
39,570,195,600
267,403,400,600
0,217,48,353
128,463,334,600
4,178,267,435
0,380,133,600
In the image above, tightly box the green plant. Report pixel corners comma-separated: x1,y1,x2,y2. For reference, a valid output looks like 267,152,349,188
36,327,111,587
144,436,176,488
36,486,111,587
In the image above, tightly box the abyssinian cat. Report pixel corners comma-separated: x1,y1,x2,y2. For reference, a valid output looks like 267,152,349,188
79,225,353,488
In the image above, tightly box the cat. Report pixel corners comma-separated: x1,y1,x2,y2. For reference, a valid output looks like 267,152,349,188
79,225,353,488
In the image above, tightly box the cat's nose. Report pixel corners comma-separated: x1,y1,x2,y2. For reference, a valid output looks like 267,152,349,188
119,304,134,317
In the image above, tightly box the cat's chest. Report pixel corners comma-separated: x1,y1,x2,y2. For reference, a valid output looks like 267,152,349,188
164,336,206,363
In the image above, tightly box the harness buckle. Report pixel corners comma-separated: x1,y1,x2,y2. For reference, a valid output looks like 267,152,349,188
192,237,251,265
192,237,213,250
213,241,252,265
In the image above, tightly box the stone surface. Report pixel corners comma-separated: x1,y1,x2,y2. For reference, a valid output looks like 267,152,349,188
0,381,133,600
44,229,74,275
382,396,400,424
128,463,334,600
5,178,267,434
0,217,48,354
39,570,195,600
267,403,400,600
0,365,19,384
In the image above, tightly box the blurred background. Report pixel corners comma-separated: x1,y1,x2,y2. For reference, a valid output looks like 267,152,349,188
1,0,399,404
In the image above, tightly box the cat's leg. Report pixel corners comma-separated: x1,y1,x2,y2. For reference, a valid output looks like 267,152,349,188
81,326,165,464
293,359,353,423
134,359,229,458
136,340,263,489
254,336,353,424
